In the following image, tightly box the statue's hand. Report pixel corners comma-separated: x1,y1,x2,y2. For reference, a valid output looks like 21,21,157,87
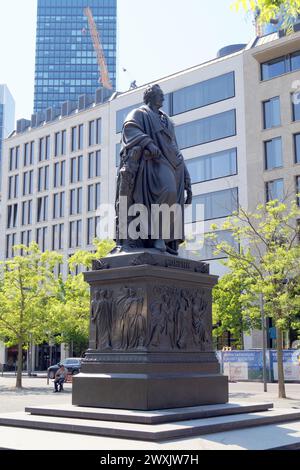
185,187,193,205
146,142,161,158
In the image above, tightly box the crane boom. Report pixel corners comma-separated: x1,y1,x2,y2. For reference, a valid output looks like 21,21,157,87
84,7,112,90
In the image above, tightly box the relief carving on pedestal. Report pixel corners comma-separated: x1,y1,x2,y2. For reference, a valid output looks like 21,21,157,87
90,286,146,351
148,286,211,351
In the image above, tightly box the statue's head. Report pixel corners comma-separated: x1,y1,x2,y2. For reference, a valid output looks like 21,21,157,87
143,84,164,109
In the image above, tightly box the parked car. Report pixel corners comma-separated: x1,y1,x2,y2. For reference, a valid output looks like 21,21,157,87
47,357,82,379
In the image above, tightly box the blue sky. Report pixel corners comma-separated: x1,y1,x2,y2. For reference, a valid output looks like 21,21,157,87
0,0,254,121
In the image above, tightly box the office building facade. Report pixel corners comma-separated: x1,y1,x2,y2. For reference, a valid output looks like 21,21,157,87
2,29,300,365
34,0,117,113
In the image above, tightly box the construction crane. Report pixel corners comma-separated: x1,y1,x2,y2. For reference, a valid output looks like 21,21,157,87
84,6,113,90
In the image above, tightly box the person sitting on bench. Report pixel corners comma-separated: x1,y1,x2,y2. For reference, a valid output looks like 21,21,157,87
53,364,68,392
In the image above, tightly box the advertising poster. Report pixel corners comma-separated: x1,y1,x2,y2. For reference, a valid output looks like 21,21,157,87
222,350,264,381
270,350,300,382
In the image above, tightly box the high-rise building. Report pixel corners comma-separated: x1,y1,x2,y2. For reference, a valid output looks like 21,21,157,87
0,85,15,186
34,0,117,113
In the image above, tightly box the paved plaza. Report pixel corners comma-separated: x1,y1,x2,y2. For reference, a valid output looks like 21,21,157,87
0,376,300,450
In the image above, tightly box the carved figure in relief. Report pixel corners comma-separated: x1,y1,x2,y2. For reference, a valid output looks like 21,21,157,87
91,289,113,350
116,287,146,350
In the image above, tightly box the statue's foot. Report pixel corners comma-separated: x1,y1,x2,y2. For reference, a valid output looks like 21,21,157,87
166,245,178,256
153,239,167,253
166,241,179,256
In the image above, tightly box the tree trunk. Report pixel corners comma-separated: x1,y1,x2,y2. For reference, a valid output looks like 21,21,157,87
16,339,23,389
276,327,286,399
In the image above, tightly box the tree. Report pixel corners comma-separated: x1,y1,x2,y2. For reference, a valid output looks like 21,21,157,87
0,243,62,388
208,200,300,398
213,272,261,349
49,239,115,355
234,0,300,30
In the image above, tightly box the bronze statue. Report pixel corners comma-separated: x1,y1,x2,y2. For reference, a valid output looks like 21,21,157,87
115,84,192,256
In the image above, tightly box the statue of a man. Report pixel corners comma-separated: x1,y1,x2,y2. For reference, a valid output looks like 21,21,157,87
115,84,192,255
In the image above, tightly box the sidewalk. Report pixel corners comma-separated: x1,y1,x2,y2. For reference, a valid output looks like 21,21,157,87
0,377,300,450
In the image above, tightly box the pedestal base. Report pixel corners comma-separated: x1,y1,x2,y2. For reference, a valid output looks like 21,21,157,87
72,372,228,410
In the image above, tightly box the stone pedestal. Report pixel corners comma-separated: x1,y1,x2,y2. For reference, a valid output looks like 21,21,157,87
72,251,228,410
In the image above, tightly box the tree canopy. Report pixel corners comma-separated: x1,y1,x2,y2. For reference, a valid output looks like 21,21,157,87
234,0,300,29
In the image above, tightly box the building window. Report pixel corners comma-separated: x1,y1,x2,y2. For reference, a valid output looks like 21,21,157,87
175,110,236,150
37,196,48,222
23,170,34,196
69,220,82,248
87,216,100,245
53,192,65,219
54,161,66,188
24,143,29,167
187,188,238,223
89,119,101,146
39,136,50,161
266,179,284,202
71,126,77,152
21,200,32,226
7,204,18,229
9,147,19,171
291,90,300,121
295,134,300,164
263,97,281,129
8,174,19,199
61,130,66,155
116,103,143,134
185,148,237,184
87,183,101,211
38,165,49,192
6,233,16,258
70,188,82,215
30,141,34,165
36,227,47,252
70,156,83,183
261,51,300,81
88,151,101,178
190,230,237,261
172,72,235,115
21,230,32,247
264,137,282,170
52,224,64,250
78,124,84,150
71,125,83,152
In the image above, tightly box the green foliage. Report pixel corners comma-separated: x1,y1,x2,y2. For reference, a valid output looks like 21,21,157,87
0,239,114,381
209,200,300,333
0,243,63,348
233,0,300,30
50,239,114,351
68,239,115,271
212,272,261,348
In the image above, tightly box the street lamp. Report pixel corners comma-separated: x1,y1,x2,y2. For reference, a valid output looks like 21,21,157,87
260,293,268,392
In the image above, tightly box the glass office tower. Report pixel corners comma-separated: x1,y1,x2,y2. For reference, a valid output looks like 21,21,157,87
0,85,15,187
34,0,117,113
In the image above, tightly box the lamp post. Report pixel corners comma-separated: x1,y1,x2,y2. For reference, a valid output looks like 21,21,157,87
260,293,268,392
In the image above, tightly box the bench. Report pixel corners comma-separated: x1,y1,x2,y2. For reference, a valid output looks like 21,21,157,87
65,373,73,383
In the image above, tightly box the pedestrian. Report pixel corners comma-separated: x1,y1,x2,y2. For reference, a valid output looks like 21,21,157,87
53,364,68,392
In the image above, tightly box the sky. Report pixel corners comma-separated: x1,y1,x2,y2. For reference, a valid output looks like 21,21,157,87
0,0,254,121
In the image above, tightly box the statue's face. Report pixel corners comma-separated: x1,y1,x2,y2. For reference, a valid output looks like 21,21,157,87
151,87,164,109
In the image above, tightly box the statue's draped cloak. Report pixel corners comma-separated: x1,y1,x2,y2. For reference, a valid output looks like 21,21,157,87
118,105,190,243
